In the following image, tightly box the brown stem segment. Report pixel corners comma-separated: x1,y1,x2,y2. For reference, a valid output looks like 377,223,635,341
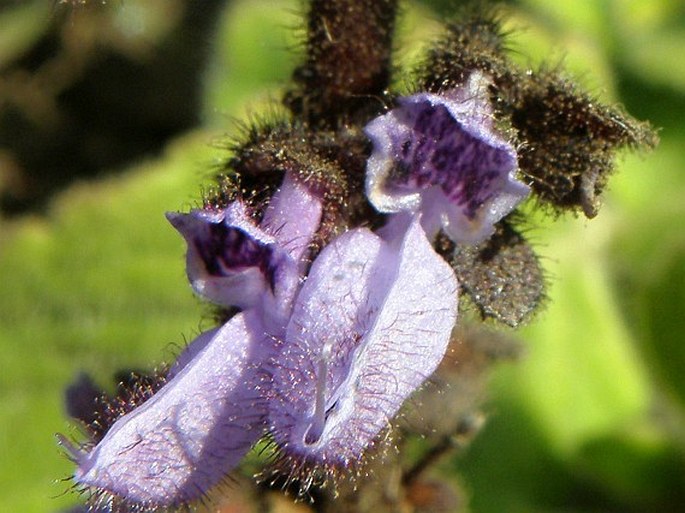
402,413,485,487
286,0,399,126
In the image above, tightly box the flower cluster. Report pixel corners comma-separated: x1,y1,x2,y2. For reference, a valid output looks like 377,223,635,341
64,73,524,506
61,1,655,511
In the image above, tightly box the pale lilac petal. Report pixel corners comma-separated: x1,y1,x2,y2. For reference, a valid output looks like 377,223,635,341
260,172,323,267
364,70,530,243
73,312,273,508
166,327,219,379
269,217,458,467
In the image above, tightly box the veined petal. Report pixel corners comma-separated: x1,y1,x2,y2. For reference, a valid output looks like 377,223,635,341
364,71,529,243
261,171,323,268
73,312,272,509
269,217,458,470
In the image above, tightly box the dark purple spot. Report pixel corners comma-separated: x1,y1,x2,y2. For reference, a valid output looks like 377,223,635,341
388,102,513,219
195,224,277,290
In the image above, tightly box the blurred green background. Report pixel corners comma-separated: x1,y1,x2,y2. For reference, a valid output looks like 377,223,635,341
0,1,683,511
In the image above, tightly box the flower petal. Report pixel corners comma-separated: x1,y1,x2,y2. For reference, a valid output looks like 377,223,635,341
364,71,529,243
73,312,272,508
260,171,323,267
269,216,458,469
167,202,286,309
167,174,322,328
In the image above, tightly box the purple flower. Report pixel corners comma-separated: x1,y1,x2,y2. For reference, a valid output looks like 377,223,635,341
67,173,324,508
68,311,274,509
268,215,458,472
167,172,323,329
364,71,530,243
68,178,459,507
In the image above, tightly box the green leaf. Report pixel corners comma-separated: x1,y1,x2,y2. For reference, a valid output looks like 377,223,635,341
0,131,214,512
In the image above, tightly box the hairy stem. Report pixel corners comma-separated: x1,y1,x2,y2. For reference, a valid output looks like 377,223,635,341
286,0,399,126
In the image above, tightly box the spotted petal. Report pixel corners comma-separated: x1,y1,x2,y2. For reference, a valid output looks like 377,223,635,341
364,71,529,243
167,174,322,328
